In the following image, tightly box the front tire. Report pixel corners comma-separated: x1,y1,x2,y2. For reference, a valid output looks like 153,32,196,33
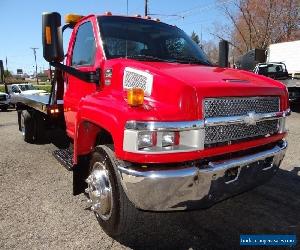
86,145,139,237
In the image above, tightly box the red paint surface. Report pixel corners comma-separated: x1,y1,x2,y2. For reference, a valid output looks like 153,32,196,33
62,15,289,164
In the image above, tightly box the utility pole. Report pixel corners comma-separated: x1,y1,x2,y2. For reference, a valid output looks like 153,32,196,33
145,0,148,16
5,56,8,72
30,47,39,85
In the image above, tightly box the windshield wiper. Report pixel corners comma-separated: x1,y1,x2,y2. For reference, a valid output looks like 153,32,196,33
171,57,211,66
115,55,211,66
126,55,171,62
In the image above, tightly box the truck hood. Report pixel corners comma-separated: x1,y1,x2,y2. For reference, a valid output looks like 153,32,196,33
137,61,286,90
106,60,288,120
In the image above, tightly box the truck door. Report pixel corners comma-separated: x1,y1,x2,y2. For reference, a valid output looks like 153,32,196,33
64,19,99,138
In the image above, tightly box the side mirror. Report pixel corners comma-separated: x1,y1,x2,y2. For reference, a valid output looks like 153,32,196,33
218,40,229,67
42,12,64,63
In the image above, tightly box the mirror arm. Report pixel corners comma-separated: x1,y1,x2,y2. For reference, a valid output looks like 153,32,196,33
62,23,75,33
50,62,100,83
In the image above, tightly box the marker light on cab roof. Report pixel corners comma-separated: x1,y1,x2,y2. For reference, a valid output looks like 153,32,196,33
65,14,83,24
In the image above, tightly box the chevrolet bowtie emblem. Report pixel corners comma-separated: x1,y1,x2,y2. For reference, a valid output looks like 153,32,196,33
244,112,258,126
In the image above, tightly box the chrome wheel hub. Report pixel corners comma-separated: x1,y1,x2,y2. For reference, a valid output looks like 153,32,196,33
85,162,113,220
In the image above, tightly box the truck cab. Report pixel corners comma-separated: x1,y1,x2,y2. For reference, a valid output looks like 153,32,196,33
253,62,300,105
16,12,290,237
253,62,289,80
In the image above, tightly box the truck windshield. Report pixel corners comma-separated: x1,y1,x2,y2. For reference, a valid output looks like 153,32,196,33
98,16,211,66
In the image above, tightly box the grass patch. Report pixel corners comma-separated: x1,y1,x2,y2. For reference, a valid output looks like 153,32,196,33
33,85,52,93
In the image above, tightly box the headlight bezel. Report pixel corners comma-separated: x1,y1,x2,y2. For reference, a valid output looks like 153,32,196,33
123,120,205,154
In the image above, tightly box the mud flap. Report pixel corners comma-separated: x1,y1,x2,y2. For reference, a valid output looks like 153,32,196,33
72,156,90,195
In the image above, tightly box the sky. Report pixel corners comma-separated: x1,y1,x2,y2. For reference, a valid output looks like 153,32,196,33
0,0,228,74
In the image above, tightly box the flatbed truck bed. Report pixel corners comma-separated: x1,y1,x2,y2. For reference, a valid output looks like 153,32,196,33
16,93,63,115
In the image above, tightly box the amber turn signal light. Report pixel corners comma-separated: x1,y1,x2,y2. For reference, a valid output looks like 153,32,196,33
127,88,144,106
45,26,52,45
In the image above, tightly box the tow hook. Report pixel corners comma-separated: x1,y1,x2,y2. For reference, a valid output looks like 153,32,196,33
224,166,240,183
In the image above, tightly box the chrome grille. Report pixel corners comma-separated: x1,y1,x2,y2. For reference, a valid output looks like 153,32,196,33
205,119,279,145
203,96,281,147
204,97,280,118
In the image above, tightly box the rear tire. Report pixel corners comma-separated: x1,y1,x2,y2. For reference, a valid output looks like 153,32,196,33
19,110,47,144
86,145,139,237
21,110,35,143
35,112,47,143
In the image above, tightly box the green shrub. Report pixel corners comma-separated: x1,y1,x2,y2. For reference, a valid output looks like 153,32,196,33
33,85,52,93
0,85,5,93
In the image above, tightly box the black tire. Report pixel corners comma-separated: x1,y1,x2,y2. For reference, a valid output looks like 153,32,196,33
21,110,35,143
17,110,22,131
1,105,8,111
34,112,47,143
89,145,139,237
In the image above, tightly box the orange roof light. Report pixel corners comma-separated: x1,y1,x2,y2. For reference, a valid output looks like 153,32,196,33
65,14,83,24
105,11,112,16
127,88,144,107
135,14,142,18
145,16,152,20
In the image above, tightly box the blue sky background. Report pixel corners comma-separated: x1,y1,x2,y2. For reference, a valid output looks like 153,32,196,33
0,0,228,74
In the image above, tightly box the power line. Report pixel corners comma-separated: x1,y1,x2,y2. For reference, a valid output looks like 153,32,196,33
164,0,233,21
149,13,184,19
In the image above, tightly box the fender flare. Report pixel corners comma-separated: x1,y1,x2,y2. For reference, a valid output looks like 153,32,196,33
73,107,123,164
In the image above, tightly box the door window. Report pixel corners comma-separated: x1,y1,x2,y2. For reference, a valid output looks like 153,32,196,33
12,86,19,93
72,22,96,66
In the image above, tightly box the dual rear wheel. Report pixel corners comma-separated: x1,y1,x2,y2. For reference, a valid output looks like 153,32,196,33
18,110,46,143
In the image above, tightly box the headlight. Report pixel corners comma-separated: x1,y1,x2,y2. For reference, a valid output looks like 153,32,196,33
162,131,180,147
137,131,157,149
123,121,204,154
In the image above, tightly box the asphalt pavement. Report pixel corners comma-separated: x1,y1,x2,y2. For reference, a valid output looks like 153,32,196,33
0,109,299,249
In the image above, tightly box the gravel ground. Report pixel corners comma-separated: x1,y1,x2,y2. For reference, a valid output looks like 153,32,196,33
0,110,299,250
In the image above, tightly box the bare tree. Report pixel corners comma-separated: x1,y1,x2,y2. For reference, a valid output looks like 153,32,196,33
202,40,219,64
215,0,300,56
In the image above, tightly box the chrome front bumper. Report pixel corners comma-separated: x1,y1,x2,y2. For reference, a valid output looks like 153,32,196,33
118,140,287,211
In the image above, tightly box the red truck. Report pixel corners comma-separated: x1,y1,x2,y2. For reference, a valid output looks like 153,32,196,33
15,12,290,237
